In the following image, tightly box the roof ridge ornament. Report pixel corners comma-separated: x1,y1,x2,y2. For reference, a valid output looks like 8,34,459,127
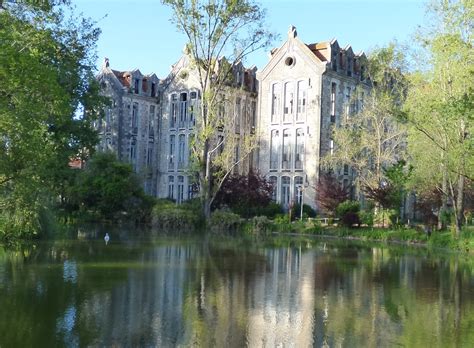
288,25,297,39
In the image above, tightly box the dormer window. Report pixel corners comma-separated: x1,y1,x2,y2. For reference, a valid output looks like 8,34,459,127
151,82,156,97
134,78,140,94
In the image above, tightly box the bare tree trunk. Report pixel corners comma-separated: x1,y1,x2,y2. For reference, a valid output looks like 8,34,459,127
202,139,211,220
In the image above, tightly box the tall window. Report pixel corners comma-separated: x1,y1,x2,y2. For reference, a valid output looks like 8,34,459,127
130,138,136,162
169,135,175,170
177,176,184,203
132,102,138,133
189,91,197,127
330,82,336,123
294,176,303,204
329,138,334,155
345,87,351,116
269,176,277,201
347,56,352,76
271,83,281,123
282,129,291,170
235,97,241,133
134,78,140,94
188,176,196,199
151,82,156,97
178,134,185,170
281,176,291,208
270,130,279,170
149,105,155,136
146,146,153,166
295,128,304,170
168,176,174,199
283,82,294,123
179,92,187,128
251,101,257,129
170,94,178,128
296,80,306,122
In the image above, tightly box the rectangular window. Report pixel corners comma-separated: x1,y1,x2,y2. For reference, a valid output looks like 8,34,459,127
177,176,184,203
281,176,291,208
330,82,336,123
170,94,178,128
269,176,277,201
169,135,175,170
149,105,155,136
134,79,140,94
282,129,291,170
346,87,351,116
179,93,187,128
147,146,153,166
189,91,197,127
271,83,280,123
270,130,279,170
178,134,185,170
235,97,241,134
132,103,139,133
329,138,334,155
168,176,174,199
296,80,306,121
151,82,156,97
283,82,294,123
295,128,304,170
251,101,256,130
294,176,304,204
347,57,352,77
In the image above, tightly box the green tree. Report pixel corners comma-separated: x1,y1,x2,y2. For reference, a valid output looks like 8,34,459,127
323,44,408,213
405,0,473,235
161,0,274,220
70,153,154,220
0,1,104,238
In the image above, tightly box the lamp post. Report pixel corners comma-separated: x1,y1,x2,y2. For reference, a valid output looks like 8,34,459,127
298,185,304,220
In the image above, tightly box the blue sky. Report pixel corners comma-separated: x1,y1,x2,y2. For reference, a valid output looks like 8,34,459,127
74,0,427,77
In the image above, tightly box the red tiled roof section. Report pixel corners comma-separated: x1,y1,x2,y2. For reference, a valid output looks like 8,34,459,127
112,69,131,88
306,42,329,62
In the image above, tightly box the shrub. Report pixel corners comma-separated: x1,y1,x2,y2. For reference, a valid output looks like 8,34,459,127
336,201,360,228
273,214,292,232
359,210,374,227
374,209,397,227
209,209,243,234
291,204,316,220
151,199,200,231
245,216,273,236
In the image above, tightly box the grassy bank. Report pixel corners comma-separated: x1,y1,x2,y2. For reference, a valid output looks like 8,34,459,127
267,220,474,253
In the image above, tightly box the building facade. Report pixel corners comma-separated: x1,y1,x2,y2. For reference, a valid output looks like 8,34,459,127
256,26,370,210
95,58,161,196
95,27,371,212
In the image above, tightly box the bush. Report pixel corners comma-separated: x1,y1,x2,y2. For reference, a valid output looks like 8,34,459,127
359,210,374,227
291,204,316,220
273,214,292,232
209,209,243,234
151,199,200,231
373,209,397,227
336,201,360,228
245,216,273,236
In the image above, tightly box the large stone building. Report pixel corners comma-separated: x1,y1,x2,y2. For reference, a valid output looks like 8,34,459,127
256,26,370,210
95,26,370,212
95,58,161,196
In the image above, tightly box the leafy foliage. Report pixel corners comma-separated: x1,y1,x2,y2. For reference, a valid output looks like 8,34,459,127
0,1,104,238
316,172,350,216
213,171,276,218
68,153,153,221
336,201,361,228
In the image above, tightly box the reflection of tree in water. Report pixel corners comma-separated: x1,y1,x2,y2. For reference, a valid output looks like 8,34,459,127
311,246,474,347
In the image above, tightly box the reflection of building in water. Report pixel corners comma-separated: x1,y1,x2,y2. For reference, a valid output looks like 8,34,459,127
246,247,316,347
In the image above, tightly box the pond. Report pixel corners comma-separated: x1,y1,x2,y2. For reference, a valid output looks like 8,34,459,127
0,226,473,347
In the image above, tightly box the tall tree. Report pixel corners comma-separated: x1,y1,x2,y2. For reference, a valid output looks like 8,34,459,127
405,0,473,236
0,1,104,237
322,44,408,212
161,0,274,219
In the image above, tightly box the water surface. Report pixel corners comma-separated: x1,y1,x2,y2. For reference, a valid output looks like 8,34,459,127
0,227,473,347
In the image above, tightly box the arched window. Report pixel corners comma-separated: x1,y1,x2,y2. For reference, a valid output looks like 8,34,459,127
269,176,278,201
271,83,281,123
296,80,306,122
294,176,303,204
168,176,175,199
178,134,186,170
179,92,187,128
170,94,178,128
283,81,294,123
270,130,279,170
